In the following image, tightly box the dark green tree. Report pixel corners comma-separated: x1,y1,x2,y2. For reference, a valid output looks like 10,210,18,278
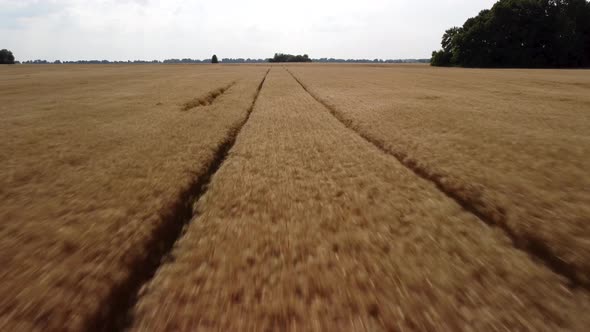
431,0,590,68
430,27,463,66
0,49,15,64
441,27,461,53
268,53,312,63
211,54,219,63
431,50,452,66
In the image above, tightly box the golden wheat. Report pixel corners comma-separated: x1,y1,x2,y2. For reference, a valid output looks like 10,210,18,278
2,63,589,331
0,64,268,330
129,68,590,331
288,63,590,286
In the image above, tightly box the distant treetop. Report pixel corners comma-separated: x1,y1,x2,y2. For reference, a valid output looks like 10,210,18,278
211,54,219,64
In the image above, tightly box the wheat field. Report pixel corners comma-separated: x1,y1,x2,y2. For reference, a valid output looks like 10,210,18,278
286,64,590,286
1,63,589,331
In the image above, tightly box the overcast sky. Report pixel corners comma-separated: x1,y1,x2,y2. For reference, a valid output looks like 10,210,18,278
1,0,497,61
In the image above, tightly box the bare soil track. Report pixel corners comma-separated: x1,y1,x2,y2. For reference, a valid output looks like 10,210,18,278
182,81,237,111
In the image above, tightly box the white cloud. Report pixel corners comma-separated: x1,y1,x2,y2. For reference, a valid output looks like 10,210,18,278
0,0,497,61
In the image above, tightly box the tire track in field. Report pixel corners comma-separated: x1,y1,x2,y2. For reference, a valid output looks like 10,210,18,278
181,81,237,111
95,68,270,332
285,67,583,289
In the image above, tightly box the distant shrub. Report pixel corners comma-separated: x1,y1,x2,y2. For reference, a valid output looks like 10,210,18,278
268,53,312,63
0,49,15,64
211,54,219,64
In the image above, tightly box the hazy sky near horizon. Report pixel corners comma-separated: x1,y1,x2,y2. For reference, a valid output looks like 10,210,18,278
1,0,497,61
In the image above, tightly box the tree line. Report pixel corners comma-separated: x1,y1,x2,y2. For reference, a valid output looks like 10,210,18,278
315,58,430,63
12,58,264,64
4,55,430,65
432,0,590,68
267,53,430,63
